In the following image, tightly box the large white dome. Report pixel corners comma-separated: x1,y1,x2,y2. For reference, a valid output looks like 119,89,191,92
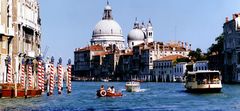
128,29,145,40
92,20,123,37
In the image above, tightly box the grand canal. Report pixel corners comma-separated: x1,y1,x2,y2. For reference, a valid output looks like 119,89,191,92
1,82,240,110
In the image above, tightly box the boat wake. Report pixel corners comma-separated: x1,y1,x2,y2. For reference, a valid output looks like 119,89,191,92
121,88,148,92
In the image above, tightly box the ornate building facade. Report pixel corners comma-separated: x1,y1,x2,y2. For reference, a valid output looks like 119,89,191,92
223,13,240,83
0,0,41,83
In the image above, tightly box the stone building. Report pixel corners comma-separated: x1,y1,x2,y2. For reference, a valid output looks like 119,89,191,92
223,13,240,83
193,61,208,71
74,45,105,78
153,55,186,82
0,0,41,83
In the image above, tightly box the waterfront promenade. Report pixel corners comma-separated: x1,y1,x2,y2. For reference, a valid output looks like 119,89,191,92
1,82,240,110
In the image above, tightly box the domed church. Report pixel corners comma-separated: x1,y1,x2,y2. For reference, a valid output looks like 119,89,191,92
127,18,154,48
91,1,125,50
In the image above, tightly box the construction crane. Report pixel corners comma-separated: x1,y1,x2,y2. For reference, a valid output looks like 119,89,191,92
42,46,49,60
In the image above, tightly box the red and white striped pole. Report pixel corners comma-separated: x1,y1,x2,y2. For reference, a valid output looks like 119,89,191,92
20,59,25,87
28,61,33,89
48,56,54,96
58,57,63,94
67,59,72,94
37,59,42,90
41,63,45,93
7,56,12,83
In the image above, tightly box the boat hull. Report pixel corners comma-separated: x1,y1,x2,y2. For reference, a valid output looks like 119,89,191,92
186,88,221,93
125,86,140,92
0,83,42,98
96,90,122,97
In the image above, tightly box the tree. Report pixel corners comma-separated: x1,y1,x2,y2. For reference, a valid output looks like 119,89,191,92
188,48,206,62
207,34,224,55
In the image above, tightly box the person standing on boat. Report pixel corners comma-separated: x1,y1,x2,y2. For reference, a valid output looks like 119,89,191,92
100,85,104,91
111,86,115,93
107,86,112,93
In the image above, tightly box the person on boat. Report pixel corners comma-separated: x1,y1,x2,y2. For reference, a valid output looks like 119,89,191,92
111,86,115,93
107,86,112,93
100,85,104,91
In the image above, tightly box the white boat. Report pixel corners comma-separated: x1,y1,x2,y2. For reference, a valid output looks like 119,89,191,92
185,70,222,93
125,81,140,92
100,78,110,82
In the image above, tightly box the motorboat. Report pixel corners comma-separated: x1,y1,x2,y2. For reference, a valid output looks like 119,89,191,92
96,90,122,97
185,70,222,93
125,81,140,92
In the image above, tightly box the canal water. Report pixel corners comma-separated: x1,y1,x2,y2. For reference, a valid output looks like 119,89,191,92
1,82,240,111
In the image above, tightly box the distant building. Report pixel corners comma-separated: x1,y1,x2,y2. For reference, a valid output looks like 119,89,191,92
127,19,153,48
173,62,187,82
193,61,208,71
223,13,240,83
153,55,186,82
74,1,192,81
116,51,133,80
74,45,105,78
153,60,173,82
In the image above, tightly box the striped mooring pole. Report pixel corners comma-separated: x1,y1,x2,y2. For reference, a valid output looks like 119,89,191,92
67,59,72,94
48,56,55,96
7,56,12,83
58,57,63,94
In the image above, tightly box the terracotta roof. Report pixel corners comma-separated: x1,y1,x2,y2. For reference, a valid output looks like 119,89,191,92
75,45,104,52
159,55,186,61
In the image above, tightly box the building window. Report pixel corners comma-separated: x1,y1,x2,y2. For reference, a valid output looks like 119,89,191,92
132,42,134,46
238,52,240,64
150,57,152,63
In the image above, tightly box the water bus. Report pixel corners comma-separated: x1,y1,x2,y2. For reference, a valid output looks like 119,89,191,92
185,70,222,93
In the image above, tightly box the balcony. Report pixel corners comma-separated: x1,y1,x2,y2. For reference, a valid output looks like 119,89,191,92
7,28,14,36
0,25,5,34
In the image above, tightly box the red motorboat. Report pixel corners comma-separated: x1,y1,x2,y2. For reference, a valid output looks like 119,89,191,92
96,90,122,97
106,92,123,97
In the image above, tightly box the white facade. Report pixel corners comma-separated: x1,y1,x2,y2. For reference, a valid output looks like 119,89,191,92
153,60,173,82
193,61,208,71
173,62,187,81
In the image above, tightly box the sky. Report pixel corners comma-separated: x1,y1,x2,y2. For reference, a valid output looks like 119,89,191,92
39,0,240,65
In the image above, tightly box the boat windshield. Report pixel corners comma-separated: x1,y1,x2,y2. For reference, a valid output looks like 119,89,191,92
196,72,221,84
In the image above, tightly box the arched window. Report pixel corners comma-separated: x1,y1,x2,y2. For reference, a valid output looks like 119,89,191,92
132,42,134,46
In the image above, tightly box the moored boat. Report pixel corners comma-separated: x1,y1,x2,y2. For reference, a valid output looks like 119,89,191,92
185,70,222,93
0,83,42,98
125,81,140,92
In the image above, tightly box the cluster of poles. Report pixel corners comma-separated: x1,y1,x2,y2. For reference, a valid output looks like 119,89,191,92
5,56,72,97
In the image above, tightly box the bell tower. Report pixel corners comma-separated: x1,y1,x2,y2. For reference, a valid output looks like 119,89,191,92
146,19,153,43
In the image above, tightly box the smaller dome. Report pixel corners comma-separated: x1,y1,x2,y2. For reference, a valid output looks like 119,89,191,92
128,29,145,40
104,5,112,10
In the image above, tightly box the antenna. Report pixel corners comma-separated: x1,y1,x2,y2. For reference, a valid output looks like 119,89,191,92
174,25,177,41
